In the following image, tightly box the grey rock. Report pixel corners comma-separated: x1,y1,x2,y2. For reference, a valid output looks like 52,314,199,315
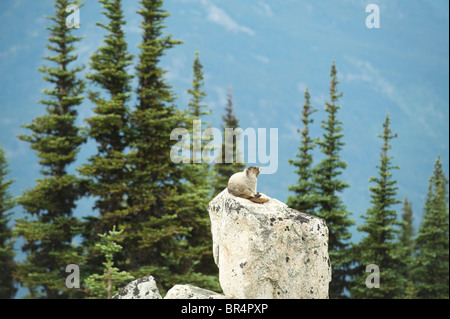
164,284,226,299
112,275,162,299
207,189,332,299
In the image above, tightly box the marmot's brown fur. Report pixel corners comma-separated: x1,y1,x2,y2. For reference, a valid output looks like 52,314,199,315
227,166,269,203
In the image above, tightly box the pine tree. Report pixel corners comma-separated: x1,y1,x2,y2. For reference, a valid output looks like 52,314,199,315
212,87,245,198
399,197,416,298
84,226,134,299
350,114,405,299
188,50,209,118
414,155,449,299
14,0,86,299
123,0,217,292
400,197,414,259
186,50,211,166
181,50,219,290
312,61,354,298
77,0,133,274
0,145,17,299
287,87,318,215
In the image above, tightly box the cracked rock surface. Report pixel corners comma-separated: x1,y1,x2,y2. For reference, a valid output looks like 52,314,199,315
208,189,331,299
164,284,226,299
113,275,162,299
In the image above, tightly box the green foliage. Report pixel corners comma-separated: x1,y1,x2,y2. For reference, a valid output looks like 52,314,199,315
287,87,318,215
350,114,406,299
118,0,220,293
14,0,86,299
188,50,210,118
77,0,134,275
125,0,185,286
400,197,415,258
0,146,17,299
84,226,134,299
398,197,416,297
180,50,220,290
212,87,246,198
413,156,449,299
312,61,354,298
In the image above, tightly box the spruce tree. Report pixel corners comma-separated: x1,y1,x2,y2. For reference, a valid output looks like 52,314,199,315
181,51,219,290
414,155,449,299
84,226,134,299
350,114,405,299
312,61,354,298
399,197,416,298
186,50,211,167
14,0,86,298
188,50,210,118
400,197,414,259
77,0,133,274
0,145,17,299
287,87,318,215
212,87,245,198
124,0,216,292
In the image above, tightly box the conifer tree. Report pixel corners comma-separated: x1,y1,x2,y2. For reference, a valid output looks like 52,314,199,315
126,0,182,284
414,156,449,299
400,197,414,259
0,145,17,299
77,0,133,274
312,61,354,298
124,0,217,292
350,114,405,299
186,50,211,167
287,87,318,215
84,226,134,299
182,51,219,289
212,87,245,198
14,0,86,298
399,197,416,297
188,50,210,118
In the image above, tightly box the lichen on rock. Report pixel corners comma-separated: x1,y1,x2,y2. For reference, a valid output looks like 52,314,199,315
207,189,331,299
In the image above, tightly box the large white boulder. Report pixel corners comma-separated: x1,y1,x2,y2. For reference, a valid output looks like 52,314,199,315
207,189,331,299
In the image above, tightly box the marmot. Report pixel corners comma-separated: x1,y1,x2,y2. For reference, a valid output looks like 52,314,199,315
227,166,269,203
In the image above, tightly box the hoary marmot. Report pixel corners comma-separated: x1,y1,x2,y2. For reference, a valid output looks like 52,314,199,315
227,166,269,203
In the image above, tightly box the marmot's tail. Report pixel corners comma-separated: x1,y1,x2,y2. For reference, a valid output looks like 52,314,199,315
249,197,269,203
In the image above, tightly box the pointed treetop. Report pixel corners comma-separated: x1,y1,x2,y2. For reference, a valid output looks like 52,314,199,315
188,50,209,118
223,86,239,128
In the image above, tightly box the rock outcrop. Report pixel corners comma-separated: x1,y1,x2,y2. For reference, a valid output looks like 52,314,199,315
207,189,331,299
114,189,331,299
164,284,226,299
113,275,162,299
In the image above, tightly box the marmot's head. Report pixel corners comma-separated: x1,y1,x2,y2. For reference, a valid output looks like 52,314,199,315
245,166,262,177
